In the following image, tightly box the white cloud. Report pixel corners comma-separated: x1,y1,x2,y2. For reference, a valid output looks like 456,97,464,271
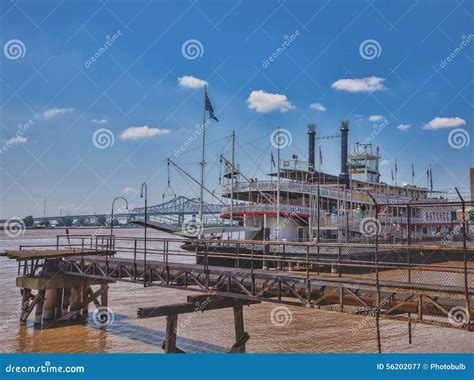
4,136,27,145
38,107,74,119
92,118,108,124
178,75,208,88
310,102,326,112
120,125,171,140
397,123,411,131
368,115,384,122
247,90,295,113
423,117,466,130
380,159,390,166
122,186,137,194
331,76,385,93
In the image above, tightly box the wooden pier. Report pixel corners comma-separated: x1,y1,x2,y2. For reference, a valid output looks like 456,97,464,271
4,234,474,353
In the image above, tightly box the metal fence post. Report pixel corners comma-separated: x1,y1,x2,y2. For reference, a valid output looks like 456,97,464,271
367,192,382,353
455,187,470,313
204,240,209,291
250,244,255,295
407,204,411,246
133,239,137,280
306,245,311,306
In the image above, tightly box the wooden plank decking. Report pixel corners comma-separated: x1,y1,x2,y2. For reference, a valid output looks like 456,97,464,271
5,248,115,260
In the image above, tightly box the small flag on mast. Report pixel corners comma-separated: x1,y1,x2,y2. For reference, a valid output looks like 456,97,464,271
319,146,323,166
204,87,219,122
391,169,394,183
271,151,276,167
411,163,415,178
429,165,433,190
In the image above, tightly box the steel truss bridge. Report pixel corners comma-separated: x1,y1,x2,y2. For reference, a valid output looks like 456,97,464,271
129,196,223,225
1,196,223,226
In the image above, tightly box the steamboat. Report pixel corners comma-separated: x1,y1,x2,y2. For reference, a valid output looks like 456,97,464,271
134,89,469,268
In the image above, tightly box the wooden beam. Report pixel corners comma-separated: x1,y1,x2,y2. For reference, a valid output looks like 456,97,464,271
16,275,109,290
85,287,102,308
20,292,42,324
138,297,256,319
6,248,115,261
60,286,107,321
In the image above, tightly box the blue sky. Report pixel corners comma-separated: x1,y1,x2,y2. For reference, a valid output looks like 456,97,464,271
0,0,472,218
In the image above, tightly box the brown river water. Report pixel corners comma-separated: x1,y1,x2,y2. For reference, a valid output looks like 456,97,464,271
1,228,473,353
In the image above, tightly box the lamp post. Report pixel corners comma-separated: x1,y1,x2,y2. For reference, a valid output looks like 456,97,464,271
110,197,128,237
140,183,148,280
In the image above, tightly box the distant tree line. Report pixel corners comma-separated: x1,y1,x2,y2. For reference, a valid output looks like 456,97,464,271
22,215,129,228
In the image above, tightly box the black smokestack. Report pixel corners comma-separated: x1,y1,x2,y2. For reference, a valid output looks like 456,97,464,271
308,123,316,173
340,120,349,182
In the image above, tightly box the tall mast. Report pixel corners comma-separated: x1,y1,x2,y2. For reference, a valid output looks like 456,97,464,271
230,131,235,225
199,87,207,228
317,146,321,243
276,127,281,241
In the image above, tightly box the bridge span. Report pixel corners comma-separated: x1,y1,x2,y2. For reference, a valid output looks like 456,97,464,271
1,196,223,226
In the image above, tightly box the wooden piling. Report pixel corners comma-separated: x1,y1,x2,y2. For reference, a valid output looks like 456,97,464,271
231,304,247,353
80,286,89,316
100,284,108,307
42,288,57,324
61,287,70,319
164,314,179,353
34,290,45,328
19,288,31,324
